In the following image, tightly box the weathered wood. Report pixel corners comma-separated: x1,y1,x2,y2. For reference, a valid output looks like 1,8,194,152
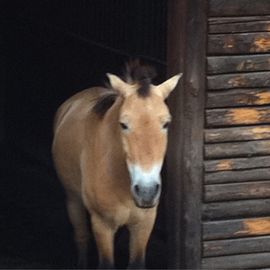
207,88,270,108
205,140,270,159
167,0,206,268
166,1,186,267
209,0,270,17
205,181,270,202
208,55,270,75
205,126,270,143
205,156,270,172
205,168,270,184
204,235,270,257
202,252,270,269
203,217,270,240
209,20,270,34
208,72,270,90
209,16,270,24
208,33,270,55
206,106,270,127
203,199,270,220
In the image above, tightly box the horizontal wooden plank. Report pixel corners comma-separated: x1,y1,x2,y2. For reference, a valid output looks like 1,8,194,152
208,72,270,90
205,140,270,159
204,235,270,257
208,32,270,55
210,16,270,25
203,217,270,240
209,19,270,34
208,55,270,75
207,88,270,108
205,156,270,172
205,126,270,143
205,181,270,202
206,106,270,127
202,252,270,269
203,199,270,220
209,0,270,17
205,168,270,184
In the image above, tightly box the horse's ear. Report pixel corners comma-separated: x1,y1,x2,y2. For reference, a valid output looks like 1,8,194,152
155,73,183,99
106,73,133,97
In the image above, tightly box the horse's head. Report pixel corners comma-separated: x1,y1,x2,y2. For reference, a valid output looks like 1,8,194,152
107,65,182,208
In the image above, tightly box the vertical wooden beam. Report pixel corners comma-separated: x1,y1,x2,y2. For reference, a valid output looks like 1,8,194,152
166,1,186,268
166,0,207,268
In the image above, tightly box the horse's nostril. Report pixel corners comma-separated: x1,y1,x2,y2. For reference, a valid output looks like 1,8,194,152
155,184,160,193
134,184,140,195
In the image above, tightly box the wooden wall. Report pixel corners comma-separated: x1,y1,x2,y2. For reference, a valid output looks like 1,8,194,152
203,0,270,268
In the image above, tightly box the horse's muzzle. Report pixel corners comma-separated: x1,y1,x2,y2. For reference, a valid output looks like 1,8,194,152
131,183,161,208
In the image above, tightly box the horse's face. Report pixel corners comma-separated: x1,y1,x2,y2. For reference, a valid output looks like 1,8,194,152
119,93,170,208
108,73,182,208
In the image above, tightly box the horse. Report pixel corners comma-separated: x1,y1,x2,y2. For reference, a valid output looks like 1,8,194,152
52,62,182,269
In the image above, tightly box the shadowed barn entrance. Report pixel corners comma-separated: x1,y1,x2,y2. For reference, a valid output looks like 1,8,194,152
2,1,168,268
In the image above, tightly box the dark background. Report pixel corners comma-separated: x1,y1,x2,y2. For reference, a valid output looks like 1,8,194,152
1,1,169,269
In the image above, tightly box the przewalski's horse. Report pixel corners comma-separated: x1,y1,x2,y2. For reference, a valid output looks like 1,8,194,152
52,62,182,269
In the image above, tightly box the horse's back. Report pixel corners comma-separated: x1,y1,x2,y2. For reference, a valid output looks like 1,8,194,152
52,87,106,196
53,87,103,132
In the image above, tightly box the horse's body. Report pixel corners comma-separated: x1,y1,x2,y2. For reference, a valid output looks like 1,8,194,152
52,63,181,269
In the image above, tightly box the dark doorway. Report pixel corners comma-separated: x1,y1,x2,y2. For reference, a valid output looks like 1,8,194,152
2,1,168,268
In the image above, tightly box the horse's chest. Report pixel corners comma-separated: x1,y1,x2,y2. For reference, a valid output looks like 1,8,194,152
95,202,131,228
98,204,153,228
83,188,131,225
83,176,151,227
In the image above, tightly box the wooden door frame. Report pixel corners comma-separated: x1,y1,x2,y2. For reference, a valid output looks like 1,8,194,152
166,0,207,268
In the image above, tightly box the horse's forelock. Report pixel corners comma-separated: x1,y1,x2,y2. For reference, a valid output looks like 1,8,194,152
124,61,156,98
94,61,157,118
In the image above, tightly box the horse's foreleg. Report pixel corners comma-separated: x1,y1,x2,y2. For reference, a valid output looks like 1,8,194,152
91,214,116,269
127,210,156,269
66,194,90,269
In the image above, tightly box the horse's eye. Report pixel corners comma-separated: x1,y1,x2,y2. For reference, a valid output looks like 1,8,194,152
162,122,170,129
120,122,129,130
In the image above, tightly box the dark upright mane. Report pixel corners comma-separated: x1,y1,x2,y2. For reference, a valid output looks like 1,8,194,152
125,60,156,97
93,92,118,118
93,61,156,117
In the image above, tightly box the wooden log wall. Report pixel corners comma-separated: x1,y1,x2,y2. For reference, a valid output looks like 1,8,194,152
203,1,270,269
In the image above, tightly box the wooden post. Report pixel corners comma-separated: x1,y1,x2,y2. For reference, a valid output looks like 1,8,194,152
166,0,207,268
